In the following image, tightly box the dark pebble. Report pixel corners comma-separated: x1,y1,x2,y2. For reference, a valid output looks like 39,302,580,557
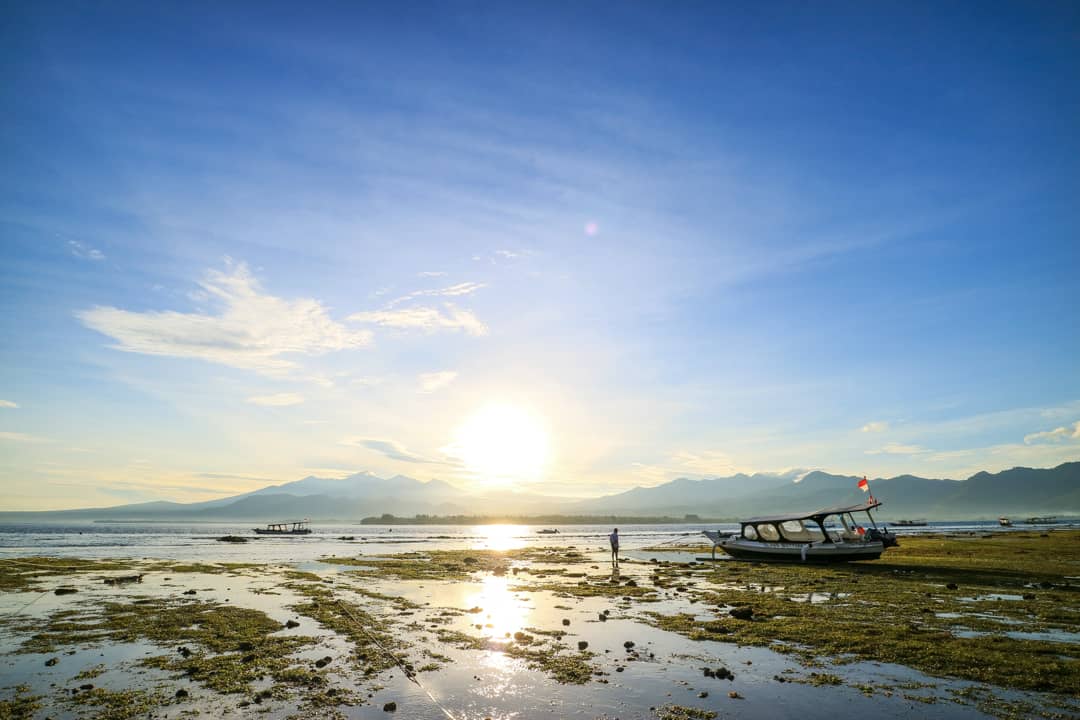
45,658,58,667
285,620,300,629
176,689,189,699
578,641,589,651
54,587,78,596
562,619,571,626
729,606,753,620
183,589,197,595
946,583,958,590
624,641,635,649
79,684,93,691
383,701,397,712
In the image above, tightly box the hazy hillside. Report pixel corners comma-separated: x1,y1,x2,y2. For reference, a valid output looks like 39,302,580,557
1,462,1076,522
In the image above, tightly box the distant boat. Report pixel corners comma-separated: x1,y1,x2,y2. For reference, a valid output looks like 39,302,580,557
702,499,898,563
1024,516,1059,525
536,528,559,535
253,519,312,535
999,517,1012,527
894,519,928,527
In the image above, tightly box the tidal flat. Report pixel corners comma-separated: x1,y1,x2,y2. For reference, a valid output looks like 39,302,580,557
1,530,1077,719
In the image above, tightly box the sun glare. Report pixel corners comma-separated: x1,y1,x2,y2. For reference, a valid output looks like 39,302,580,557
451,404,550,486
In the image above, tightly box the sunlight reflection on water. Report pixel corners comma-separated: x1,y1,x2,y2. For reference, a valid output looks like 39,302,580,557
471,524,526,551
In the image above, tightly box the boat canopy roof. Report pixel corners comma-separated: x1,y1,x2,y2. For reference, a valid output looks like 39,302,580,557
742,500,882,525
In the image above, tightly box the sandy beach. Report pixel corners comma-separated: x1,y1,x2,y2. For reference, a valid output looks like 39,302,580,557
1,526,1078,719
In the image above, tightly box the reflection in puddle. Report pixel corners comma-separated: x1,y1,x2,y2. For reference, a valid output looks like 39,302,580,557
464,574,530,642
958,593,1024,602
789,592,850,604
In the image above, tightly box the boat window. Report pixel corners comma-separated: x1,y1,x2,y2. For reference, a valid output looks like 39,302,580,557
757,523,780,541
743,525,758,540
780,520,803,534
778,519,816,542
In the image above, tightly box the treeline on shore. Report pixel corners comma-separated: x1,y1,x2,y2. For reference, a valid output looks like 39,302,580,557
359,513,724,525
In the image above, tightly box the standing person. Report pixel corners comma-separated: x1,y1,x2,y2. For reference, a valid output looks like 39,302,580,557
609,528,619,566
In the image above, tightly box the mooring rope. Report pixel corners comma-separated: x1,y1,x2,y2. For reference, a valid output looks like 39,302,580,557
1,589,51,619
332,597,459,720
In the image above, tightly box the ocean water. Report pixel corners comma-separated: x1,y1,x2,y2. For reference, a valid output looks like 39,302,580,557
0,518,1065,564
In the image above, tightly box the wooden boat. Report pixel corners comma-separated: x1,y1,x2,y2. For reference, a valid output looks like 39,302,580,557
1024,516,1058,525
703,500,897,563
894,519,928,527
253,519,312,535
998,517,1012,527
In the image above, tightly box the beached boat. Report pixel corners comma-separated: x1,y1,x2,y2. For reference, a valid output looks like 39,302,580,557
999,517,1012,527
253,520,312,535
894,519,928,527
703,500,897,563
536,528,559,535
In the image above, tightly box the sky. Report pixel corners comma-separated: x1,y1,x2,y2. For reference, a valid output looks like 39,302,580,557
2,1,1079,510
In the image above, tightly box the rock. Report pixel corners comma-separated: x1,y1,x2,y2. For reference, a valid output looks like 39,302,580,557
176,689,189,698
1022,593,1036,600
578,641,589,651
623,641,635,649
562,618,571,626
315,656,332,668
383,701,397,712
598,613,607,621
183,589,197,595
238,641,255,652
285,620,300,629
946,583,958,590
602,609,610,615
774,674,786,683
45,658,58,666
699,692,709,698
714,667,731,680
178,646,192,657
615,666,624,672
729,691,742,699
54,587,78,595
703,668,715,678
625,579,637,587
79,684,94,691
729,606,753,620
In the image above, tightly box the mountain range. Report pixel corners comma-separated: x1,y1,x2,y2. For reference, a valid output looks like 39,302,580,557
2,461,1078,522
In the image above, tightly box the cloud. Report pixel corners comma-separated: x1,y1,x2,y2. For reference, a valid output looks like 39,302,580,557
418,271,447,277
0,400,18,409
860,421,889,433
418,370,457,393
0,431,47,443
77,262,371,374
68,240,105,261
245,392,305,407
349,305,488,336
340,437,448,464
865,442,930,455
386,282,487,307
1024,420,1080,445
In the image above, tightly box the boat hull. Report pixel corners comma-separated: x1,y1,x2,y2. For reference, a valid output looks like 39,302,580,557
252,529,312,535
709,535,885,563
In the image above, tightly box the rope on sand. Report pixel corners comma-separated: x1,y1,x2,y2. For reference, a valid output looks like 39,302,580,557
332,597,459,720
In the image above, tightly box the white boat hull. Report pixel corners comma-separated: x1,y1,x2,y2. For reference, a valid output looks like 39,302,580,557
703,531,886,563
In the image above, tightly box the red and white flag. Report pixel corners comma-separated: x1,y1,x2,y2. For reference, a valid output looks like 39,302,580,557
857,477,869,492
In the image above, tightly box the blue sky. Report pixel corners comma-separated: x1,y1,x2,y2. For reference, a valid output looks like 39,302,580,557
2,1,1078,510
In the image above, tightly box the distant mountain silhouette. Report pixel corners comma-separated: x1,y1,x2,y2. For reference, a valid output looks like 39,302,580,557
1,462,1077,522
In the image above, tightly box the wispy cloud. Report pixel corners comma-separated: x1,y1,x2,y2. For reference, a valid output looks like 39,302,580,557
245,392,305,407
68,240,105,261
385,281,487,307
349,305,488,336
418,271,447,278
77,262,371,374
860,421,889,433
1024,420,1080,444
0,431,48,443
866,442,930,455
0,400,18,409
340,436,448,464
418,370,457,393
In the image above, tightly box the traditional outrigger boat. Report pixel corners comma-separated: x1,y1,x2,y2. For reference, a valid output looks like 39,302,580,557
253,519,312,535
703,500,897,563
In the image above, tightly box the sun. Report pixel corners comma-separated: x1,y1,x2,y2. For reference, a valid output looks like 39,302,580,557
450,404,550,486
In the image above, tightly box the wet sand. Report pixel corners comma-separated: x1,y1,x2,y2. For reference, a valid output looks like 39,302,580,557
1,531,1078,719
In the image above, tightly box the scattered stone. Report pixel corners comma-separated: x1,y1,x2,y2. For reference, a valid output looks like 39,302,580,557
178,646,192,658
714,667,732,680
774,675,786,683
699,691,709,698
598,613,607,622
1022,593,1036,600
729,606,754,620
946,583,958,590
183,589,197,595
578,641,589,651
54,587,78,595
79,684,94,691
729,691,742,699
104,574,143,585
562,618,571,626
315,656,332,668
624,641,635,649
45,658,58,667
383,701,397,712
285,619,301,629
175,689,189,699
616,666,625,672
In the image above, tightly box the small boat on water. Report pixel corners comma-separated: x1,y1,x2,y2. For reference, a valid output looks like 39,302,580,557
703,500,898,563
253,519,312,535
536,528,559,535
999,517,1012,527
894,519,928,527
1024,516,1058,525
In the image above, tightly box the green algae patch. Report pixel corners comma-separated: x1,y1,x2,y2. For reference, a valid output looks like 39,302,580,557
68,687,166,720
644,530,1080,696
0,557,137,592
655,704,717,720
326,549,511,580
503,643,596,684
0,685,42,720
